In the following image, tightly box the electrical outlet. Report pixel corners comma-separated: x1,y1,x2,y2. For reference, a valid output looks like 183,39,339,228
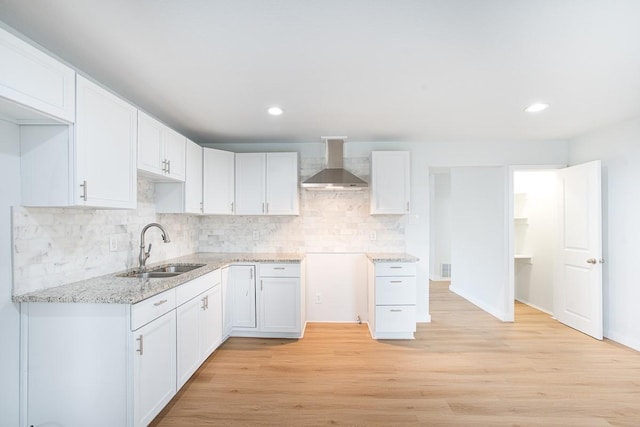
252,231,260,241
369,231,377,241
315,293,322,304
409,214,419,225
109,235,117,252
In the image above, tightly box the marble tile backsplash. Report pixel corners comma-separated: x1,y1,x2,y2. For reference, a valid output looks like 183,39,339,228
13,178,199,295
198,156,407,254
13,155,407,294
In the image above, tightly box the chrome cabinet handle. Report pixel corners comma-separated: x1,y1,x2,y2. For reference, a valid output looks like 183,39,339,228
260,280,263,291
153,299,168,306
80,180,87,201
167,159,171,174
390,266,402,269
273,267,285,270
136,335,143,355
406,201,410,212
265,202,269,214
201,296,207,310
390,280,403,284
162,159,167,173
262,202,265,213
250,268,253,280
230,201,234,213
390,309,403,313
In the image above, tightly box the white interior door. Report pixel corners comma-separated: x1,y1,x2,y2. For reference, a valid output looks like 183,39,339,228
555,160,603,339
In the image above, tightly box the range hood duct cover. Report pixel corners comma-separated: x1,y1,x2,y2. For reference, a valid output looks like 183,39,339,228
301,138,368,189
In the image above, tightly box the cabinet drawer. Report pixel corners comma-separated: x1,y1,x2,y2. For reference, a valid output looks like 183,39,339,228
375,262,416,277
259,263,300,277
375,276,416,305
131,288,176,331
375,305,416,333
176,269,221,306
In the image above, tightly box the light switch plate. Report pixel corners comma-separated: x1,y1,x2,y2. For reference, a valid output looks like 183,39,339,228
109,235,117,252
252,231,260,241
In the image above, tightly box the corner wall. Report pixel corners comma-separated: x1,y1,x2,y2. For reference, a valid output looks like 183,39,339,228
0,119,21,427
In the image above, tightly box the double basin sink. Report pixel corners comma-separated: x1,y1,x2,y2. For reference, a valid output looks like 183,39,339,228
118,263,206,279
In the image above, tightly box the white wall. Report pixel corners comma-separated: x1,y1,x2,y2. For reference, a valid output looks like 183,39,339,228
449,166,510,320
429,171,451,280
0,119,21,427
513,170,557,314
569,117,640,351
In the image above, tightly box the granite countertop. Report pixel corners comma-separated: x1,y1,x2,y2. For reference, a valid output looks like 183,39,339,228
13,252,304,305
14,252,418,305
366,253,419,263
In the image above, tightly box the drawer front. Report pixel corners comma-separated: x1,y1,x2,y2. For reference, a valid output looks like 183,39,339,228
259,263,300,278
375,276,416,305
131,288,176,331
375,262,416,277
176,269,221,306
375,305,416,333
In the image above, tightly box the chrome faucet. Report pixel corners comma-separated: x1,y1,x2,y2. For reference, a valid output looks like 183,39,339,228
138,223,171,272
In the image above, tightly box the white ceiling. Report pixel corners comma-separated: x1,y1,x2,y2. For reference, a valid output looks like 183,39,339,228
1,0,639,144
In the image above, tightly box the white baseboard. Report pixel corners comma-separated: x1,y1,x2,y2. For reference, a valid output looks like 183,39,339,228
449,284,510,321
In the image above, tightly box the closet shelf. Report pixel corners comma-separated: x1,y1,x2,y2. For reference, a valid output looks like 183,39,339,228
514,254,533,264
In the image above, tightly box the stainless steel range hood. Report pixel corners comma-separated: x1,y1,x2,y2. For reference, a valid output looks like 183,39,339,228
301,138,368,189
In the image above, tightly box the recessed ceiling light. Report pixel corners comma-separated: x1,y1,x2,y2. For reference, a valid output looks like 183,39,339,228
524,103,549,113
267,106,283,116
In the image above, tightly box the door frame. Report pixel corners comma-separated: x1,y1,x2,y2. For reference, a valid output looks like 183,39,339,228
507,164,565,322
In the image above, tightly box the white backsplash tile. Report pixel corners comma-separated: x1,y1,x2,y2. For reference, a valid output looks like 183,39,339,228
13,156,408,294
12,178,199,295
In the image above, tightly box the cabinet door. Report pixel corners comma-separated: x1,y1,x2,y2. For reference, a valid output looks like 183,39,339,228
176,296,202,389
184,139,203,213
230,265,256,328
221,267,233,336
75,76,137,208
370,151,410,214
203,148,235,214
201,285,223,358
137,110,164,175
259,277,300,333
235,153,266,215
266,152,299,215
0,26,75,122
163,127,186,181
132,310,177,427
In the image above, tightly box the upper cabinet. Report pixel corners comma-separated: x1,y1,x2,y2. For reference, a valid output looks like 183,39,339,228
155,139,203,214
0,26,75,123
137,110,186,182
203,148,235,215
370,151,411,214
235,152,299,215
21,76,137,209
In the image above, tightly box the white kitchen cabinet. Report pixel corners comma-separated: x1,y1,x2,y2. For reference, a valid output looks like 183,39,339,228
20,75,137,208
138,110,186,182
176,270,222,389
367,261,417,339
132,309,177,427
229,263,304,339
222,266,233,337
155,139,203,214
229,265,257,328
0,26,75,123
235,152,299,215
370,151,411,214
259,279,299,332
203,147,235,214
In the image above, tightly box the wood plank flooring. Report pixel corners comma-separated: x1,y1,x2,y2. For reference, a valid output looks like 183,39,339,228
151,281,640,426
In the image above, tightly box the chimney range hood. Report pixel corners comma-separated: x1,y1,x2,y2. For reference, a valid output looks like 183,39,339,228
301,138,368,189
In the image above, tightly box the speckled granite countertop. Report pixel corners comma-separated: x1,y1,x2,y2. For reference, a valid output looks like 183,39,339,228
13,253,304,304
366,253,419,263
13,252,418,305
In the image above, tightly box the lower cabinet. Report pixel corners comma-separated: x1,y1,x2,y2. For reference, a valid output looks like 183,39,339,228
227,262,304,339
367,261,417,339
176,271,222,389
133,309,177,427
21,269,223,427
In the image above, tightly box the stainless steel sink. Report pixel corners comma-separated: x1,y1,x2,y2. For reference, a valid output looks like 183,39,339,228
150,264,205,273
118,263,205,279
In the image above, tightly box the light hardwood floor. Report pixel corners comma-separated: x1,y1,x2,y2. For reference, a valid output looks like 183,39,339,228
151,281,640,426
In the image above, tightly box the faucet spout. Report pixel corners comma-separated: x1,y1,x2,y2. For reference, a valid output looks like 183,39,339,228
138,223,171,271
